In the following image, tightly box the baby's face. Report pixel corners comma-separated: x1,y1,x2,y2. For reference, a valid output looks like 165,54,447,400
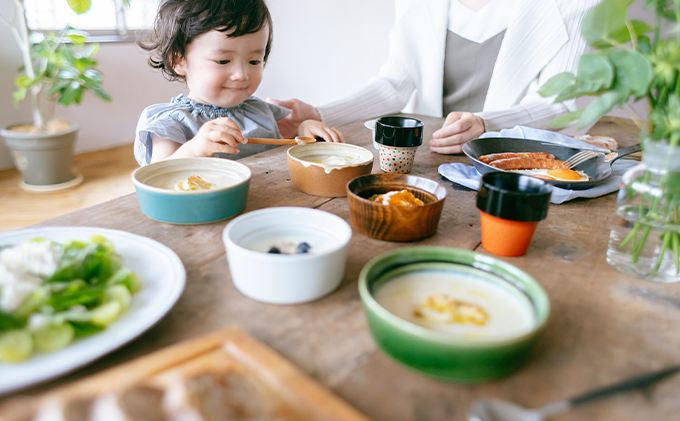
174,26,269,108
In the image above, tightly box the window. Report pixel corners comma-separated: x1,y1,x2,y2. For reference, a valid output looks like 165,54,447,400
24,0,159,37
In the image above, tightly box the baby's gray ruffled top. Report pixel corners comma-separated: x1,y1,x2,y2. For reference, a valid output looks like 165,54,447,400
134,94,290,166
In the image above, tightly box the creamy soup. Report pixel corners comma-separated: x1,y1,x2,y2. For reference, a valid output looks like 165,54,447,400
374,270,535,340
240,227,337,255
146,170,243,191
298,152,371,174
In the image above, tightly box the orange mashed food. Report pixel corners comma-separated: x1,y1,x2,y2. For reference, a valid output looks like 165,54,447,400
369,190,424,206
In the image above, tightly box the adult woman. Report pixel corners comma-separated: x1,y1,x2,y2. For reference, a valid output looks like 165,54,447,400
271,0,598,154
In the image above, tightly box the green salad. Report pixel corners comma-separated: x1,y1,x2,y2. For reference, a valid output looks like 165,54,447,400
0,235,141,363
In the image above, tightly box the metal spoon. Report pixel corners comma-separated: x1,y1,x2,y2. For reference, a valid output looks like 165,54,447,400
468,365,680,421
246,136,316,145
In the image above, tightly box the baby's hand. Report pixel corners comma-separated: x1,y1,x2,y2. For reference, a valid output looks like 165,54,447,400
298,120,344,143
189,117,247,156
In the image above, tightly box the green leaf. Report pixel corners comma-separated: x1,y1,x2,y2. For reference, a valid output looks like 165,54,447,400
607,49,654,97
609,20,655,44
0,312,26,333
66,0,91,15
538,72,576,97
637,35,653,54
578,91,624,129
66,34,87,46
545,110,585,129
70,321,104,337
554,80,599,103
581,0,629,48
576,54,615,91
46,284,106,312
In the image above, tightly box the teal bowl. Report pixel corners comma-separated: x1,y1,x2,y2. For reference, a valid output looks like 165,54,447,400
358,247,550,383
132,158,251,224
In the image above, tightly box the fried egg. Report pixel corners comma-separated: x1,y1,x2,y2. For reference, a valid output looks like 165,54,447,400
510,168,589,182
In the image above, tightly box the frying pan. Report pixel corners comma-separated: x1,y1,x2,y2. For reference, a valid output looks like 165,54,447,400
462,137,641,190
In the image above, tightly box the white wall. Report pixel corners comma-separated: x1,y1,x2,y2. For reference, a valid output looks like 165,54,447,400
0,1,661,170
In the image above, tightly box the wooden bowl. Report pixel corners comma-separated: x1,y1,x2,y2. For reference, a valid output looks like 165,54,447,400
287,143,374,197
346,174,447,242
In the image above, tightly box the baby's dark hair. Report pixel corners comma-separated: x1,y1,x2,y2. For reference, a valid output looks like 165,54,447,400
138,0,273,82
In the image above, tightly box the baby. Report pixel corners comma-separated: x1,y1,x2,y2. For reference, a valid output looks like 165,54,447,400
134,0,343,166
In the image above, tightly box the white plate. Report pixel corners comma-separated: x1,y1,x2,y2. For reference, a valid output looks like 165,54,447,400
0,227,186,395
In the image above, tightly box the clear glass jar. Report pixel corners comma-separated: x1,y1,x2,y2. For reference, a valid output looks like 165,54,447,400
607,141,680,283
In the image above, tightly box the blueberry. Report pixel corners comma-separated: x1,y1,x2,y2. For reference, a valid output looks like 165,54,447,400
297,242,311,254
268,247,281,254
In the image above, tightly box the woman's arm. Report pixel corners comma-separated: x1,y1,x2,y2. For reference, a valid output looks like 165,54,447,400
477,0,596,130
316,55,416,127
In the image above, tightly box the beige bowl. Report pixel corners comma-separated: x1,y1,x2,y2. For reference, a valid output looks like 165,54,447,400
287,143,374,197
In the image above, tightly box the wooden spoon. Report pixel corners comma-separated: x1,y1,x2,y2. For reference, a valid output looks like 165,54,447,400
246,136,316,145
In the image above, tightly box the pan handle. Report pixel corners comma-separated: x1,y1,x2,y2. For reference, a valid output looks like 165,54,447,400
606,143,641,164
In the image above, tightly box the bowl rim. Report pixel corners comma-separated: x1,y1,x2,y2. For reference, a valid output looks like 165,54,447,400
358,246,550,348
346,173,447,208
131,157,252,195
222,206,353,260
286,143,374,171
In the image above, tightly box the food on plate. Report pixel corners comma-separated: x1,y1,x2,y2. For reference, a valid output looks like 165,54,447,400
267,242,312,255
174,175,212,191
479,152,555,164
575,134,618,150
0,235,141,363
369,190,424,206
478,151,590,181
374,270,535,339
511,168,589,181
488,157,568,170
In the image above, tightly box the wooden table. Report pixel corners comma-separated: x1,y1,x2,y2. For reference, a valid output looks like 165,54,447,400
5,117,679,420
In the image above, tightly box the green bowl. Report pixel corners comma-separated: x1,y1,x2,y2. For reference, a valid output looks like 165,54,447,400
358,247,550,382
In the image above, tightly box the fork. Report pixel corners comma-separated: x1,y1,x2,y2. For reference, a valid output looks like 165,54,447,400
564,150,600,168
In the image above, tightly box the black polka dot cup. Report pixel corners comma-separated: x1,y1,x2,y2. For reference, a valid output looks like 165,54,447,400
375,116,423,174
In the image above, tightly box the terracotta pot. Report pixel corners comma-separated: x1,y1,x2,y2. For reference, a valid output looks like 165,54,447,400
287,143,374,197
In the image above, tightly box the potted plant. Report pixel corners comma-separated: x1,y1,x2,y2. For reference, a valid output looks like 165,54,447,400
0,0,111,190
539,0,680,282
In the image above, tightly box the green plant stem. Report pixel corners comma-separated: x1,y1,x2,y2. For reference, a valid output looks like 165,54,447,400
632,225,652,263
619,223,640,249
655,231,672,272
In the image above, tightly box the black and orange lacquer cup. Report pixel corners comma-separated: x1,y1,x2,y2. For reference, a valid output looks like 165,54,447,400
476,172,552,257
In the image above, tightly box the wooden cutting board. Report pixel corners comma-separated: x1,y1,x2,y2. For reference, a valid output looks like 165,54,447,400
0,328,370,421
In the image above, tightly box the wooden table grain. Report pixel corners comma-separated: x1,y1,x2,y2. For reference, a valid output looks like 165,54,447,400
5,116,679,421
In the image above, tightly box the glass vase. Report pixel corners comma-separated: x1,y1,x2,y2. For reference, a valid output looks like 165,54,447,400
606,141,680,283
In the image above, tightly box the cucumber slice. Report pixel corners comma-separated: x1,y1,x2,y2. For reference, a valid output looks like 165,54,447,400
15,287,49,318
90,301,121,327
33,323,75,352
104,285,132,310
0,329,33,363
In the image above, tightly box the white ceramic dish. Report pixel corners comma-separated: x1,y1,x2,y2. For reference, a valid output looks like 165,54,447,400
0,227,186,395
223,207,352,304
364,119,378,150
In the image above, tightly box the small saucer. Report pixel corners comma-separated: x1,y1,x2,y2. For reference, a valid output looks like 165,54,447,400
20,172,84,193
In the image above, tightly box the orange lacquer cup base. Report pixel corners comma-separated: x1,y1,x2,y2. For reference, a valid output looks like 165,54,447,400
479,211,538,257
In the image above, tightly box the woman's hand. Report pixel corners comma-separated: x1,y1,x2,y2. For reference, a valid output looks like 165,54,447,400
298,120,344,143
267,98,321,139
183,117,247,157
428,112,485,154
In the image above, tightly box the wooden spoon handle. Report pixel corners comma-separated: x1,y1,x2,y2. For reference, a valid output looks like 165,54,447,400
247,138,297,145
246,136,316,145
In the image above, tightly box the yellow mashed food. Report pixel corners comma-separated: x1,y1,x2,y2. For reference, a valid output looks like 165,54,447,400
174,175,212,191
369,190,424,206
